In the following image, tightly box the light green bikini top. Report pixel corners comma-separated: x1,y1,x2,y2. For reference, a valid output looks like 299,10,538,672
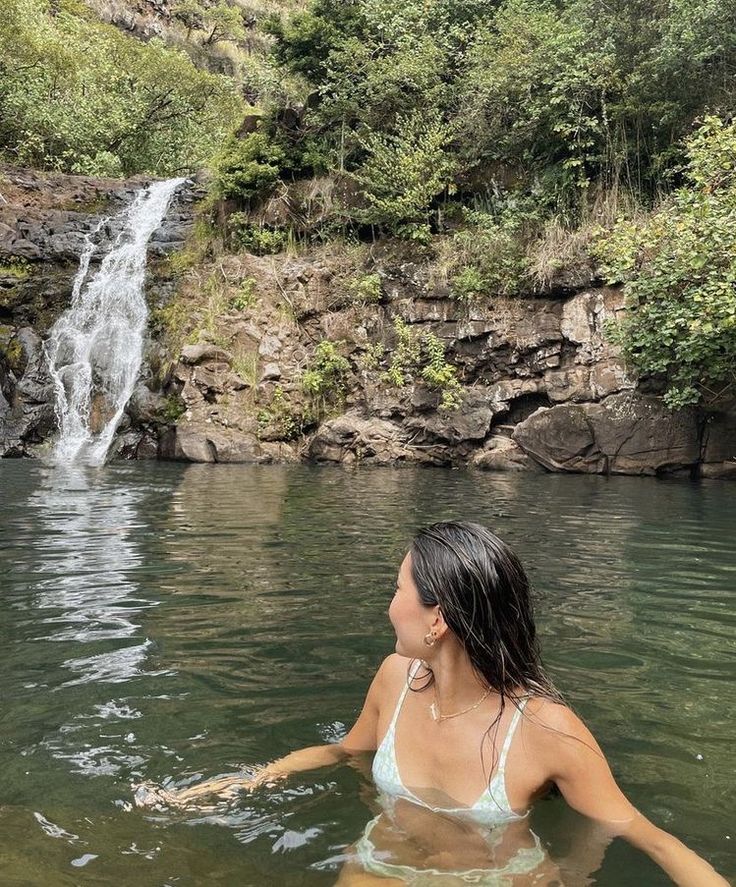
372,662,529,826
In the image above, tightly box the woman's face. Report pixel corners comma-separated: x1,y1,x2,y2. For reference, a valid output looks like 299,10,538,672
388,552,436,658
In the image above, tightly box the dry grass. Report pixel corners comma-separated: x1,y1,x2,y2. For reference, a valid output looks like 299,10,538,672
526,220,594,291
528,184,646,292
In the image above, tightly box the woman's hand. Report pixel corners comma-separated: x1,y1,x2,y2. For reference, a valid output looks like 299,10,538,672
133,767,286,810
131,654,396,813
132,741,354,811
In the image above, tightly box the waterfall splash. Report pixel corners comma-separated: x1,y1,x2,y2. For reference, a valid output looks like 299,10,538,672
45,178,185,465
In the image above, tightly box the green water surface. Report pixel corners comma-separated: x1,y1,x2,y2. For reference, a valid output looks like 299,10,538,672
0,462,733,886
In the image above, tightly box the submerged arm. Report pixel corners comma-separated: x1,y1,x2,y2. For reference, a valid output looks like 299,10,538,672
534,702,728,887
135,656,389,808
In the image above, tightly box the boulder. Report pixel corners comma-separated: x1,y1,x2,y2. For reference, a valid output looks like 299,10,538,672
159,426,216,463
258,335,282,359
513,392,700,475
127,383,165,424
260,362,281,382
206,430,264,463
180,343,232,365
309,411,409,464
135,432,160,460
192,363,230,393
404,392,492,444
0,325,57,455
158,424,265,463
471,436,543,472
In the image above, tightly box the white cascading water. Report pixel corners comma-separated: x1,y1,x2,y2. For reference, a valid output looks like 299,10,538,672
45,178,185,465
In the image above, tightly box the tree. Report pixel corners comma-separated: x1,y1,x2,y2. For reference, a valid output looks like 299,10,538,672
202,2,247,46
0,0,245,176
597,117,736,408
351,112,457,234
172,0,205,40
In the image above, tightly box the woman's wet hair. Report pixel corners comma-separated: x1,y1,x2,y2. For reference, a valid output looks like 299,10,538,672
409,520,564,785
409,520,562,703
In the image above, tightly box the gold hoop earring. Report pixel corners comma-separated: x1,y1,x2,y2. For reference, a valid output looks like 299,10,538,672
423,632,437,647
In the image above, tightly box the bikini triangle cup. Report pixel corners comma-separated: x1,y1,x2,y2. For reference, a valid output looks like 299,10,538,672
371,661,530,825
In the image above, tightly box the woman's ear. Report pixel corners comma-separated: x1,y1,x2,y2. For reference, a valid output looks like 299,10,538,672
432,606,449,638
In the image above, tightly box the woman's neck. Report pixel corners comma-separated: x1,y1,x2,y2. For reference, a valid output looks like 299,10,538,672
427,641,491,709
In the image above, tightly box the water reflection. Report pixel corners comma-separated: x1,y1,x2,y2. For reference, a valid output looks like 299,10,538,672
27,465,157,686
11,465,173,782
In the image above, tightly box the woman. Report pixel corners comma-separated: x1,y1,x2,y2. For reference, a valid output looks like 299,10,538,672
138,521,728,886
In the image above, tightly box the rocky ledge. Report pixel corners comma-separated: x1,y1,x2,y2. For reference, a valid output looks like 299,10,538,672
0,167,733,478
155,250,735,478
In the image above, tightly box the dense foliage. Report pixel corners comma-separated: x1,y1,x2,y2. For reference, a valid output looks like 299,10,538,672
0,0,245,176
2,0,735,405
597,118,736,408
261,0,736,227
251,0,736,405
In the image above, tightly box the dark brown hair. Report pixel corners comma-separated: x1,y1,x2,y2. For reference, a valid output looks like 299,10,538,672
409,520,563,785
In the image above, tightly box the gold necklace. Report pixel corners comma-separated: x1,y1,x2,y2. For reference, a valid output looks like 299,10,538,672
430,686,492,722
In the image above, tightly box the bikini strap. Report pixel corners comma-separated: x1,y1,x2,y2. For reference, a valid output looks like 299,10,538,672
387,659,423,732
497,697,529,772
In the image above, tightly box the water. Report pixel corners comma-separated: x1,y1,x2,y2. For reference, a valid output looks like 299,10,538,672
44,178,185,466
0,461,733,885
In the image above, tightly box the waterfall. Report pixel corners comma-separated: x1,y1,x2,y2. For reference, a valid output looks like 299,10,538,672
45,177,185,465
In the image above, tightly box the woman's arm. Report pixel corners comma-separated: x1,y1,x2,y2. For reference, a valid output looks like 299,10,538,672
531,701,729,887
135,654,394,808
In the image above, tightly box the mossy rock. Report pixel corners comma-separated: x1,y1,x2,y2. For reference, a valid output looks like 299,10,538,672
0,333,23,373
0,262,31,282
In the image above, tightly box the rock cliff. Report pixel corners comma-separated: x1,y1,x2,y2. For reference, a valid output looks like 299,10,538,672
1,167,733,478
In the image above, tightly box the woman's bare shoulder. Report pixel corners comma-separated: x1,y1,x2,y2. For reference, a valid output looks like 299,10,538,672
524,696,590,742
371,653,416,699
376,653,415,683
521,696,605,766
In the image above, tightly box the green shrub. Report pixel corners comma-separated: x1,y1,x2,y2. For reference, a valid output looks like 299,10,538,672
0,261,30,281
214,133,285,202
448,210,533,301
229,277,258,311
384,316,462,409
348,272,382,304
384,316,421,387
351,112,456,232
357,341,386,370
228,214,287,254
257,385,308,441
164,218,217,276
450,266,486,304
150,299,191,351
0,336,23,372
302,340,351,400
159,394,187,424
596,116,736,408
